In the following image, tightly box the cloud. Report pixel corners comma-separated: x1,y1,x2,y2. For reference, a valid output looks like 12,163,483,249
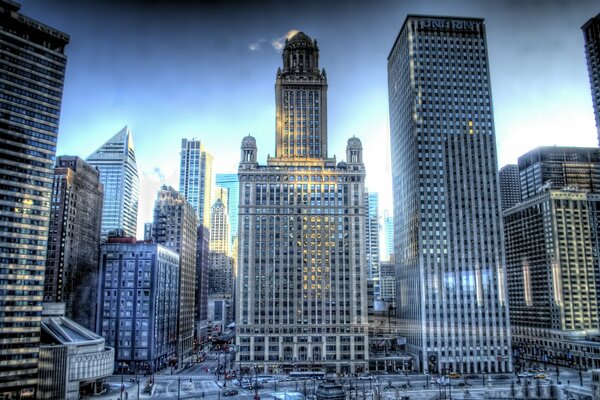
248,38,267,51
270,29,299,51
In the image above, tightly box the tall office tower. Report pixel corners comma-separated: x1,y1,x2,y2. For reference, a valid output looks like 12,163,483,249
0,1,69,396
388,16,511,374
216,173,240,243
518,146,600,200
236,32,369,375
195,225,210,348
583,14,600,144
45,156,103,330
97,238,179,372
498,164,521,211
87,126,140,239
152,185,198,365
504,189,600,370
209,198,231,255
179,139,215,227
365,192,381,299
382,210,394,261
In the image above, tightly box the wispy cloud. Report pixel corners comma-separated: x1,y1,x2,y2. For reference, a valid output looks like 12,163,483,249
271,29,299,51
249,30,300,53
248,38,267,51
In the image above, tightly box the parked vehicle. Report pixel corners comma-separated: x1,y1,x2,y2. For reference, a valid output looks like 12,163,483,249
223,389,238,396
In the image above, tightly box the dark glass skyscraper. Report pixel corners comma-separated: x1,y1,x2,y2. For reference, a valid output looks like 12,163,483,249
388,15,511,374
0,1,69,396
582,14,600,144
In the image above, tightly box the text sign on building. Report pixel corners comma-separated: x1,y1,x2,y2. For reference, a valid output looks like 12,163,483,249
417,19,479,32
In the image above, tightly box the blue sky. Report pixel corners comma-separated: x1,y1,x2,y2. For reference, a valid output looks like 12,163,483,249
19,0,600,237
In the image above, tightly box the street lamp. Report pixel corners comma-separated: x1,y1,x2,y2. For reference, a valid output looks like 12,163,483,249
119,362,128,400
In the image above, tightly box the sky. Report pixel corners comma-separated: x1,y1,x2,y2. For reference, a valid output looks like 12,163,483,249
18,0,600,238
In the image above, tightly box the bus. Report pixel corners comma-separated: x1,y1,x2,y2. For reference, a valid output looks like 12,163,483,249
288,371,326,380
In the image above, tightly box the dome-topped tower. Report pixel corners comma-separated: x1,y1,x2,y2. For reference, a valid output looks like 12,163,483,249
281,31,320,75
240,135,257,165
274,31,328,161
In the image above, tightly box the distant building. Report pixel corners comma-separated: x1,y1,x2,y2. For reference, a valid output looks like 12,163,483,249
97,239,179,373
208,253,234,296
144,222,153,241
382,210,394,261
216,173,240,243
179,139,215,227
0,1,69,396
196,225,210,348
505,189,600,370
210,198,231,255
379,261,396,304
152,186,198,365
582,13,600,144
518,146,600,200
38,303,113,400
45,156,103,331
498,164,521,211
365,192,381,299
87,126,140,239
388,15,511,374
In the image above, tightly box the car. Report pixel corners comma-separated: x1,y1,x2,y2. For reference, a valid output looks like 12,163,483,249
457,382,472,388
446,372,461,379
494,375,511,380
466,374,479,379
359,374,374,380
518,372,533,378
534,374,547,379
223,389,238,396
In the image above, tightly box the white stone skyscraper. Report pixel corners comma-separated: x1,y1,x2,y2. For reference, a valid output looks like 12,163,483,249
87,126,140,239
388,15,511,374
236,32,369,375
179,139,215,227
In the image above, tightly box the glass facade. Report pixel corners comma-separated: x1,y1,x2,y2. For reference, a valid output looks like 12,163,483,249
86,126,140,239
179,139,214,227
388,15,511,374
0,1,68,396
498,164,521,212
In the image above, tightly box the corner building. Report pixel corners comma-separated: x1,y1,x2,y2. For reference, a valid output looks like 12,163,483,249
388,16,511,374
236,32,369,375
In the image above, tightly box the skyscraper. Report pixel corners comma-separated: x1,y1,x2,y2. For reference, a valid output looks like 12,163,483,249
87,126,140,239
382,209,394,261
179,139,215,227
209,198,230,255
582,14,600,144
0,1,69,396
365,192,381,299
236,32,369,375
152,186,198,366
45,156,103,330
504,189,600,369
518,146,600,200
216,173,240,244
498,164,521,211
388,16,511,374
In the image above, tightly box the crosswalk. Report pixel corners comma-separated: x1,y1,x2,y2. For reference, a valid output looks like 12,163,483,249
152,374,220,381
